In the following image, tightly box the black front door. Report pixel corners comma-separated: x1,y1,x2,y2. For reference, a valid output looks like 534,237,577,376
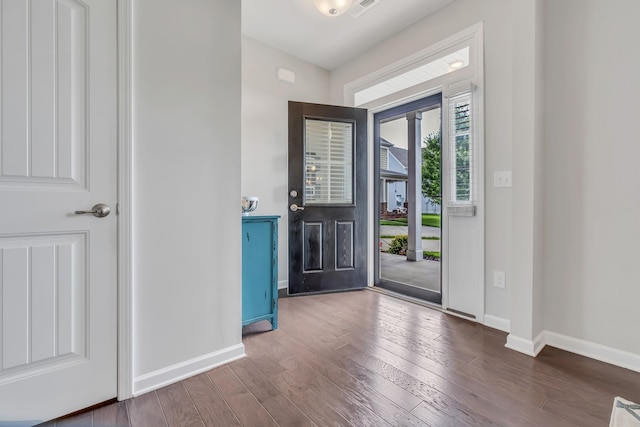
288,101,368,294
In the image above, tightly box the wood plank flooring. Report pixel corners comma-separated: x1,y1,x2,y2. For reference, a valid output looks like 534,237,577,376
44,289,640,426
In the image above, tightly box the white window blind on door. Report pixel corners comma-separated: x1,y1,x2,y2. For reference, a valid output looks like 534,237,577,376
304,119,354,205
448,92,473,204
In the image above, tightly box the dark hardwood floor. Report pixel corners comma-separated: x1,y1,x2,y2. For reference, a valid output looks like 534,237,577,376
45,289,640,426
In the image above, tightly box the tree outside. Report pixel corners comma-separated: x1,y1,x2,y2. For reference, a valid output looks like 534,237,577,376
421,128,471,204
421,131,441,205
455,134,470,200
454,101,471,201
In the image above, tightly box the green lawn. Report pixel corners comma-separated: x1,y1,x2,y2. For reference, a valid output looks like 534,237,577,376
423,251,441,260
379,220,406,226
380,214,440,228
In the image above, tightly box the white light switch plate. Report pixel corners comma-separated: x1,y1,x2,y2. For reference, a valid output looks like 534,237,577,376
494,171,512,187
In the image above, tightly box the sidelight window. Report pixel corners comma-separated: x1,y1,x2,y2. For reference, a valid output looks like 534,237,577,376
448,92,473,203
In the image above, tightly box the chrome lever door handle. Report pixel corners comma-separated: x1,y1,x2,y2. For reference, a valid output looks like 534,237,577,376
74,203,111,218
289,203,305,212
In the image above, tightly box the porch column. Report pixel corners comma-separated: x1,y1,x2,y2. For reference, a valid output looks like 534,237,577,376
406,112,423,261
380,178,387,214
381,178,387,204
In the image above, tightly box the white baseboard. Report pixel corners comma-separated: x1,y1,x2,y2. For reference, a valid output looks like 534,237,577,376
545,331,640,374
133,343,245,396
483,314,510,333
278,279,288,290
505,330,545,357
504,330,640,373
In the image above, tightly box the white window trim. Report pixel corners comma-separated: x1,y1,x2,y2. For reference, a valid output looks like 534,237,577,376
344,23,482,109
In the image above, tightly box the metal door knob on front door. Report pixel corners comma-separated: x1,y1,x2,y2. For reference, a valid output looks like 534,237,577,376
74,203,111,218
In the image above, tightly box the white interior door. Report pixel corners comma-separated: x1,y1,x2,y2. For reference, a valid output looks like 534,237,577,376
0,0,117,423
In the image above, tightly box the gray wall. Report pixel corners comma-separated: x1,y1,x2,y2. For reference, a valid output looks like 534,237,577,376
132,0,242,384
241,36,331,289
543,0,640,355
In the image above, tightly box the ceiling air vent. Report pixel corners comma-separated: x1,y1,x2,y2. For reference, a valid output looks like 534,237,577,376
349,0,380,18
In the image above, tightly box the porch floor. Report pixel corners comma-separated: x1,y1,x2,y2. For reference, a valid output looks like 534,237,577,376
379,224,441,293
380,251,441,292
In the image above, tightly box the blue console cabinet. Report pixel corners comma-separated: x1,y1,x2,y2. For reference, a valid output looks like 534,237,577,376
242,216,279,329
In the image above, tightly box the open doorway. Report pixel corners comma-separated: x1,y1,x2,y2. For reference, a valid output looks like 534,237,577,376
374,94,442,304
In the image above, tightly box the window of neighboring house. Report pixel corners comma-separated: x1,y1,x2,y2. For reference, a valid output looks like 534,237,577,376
380,146,388,170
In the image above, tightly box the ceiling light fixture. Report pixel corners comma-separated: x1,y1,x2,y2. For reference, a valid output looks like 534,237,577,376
449,59,465,70
314,0,354,16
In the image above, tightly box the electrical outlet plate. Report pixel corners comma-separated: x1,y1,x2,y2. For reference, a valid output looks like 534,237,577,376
493,271,506,288
494,171,512,188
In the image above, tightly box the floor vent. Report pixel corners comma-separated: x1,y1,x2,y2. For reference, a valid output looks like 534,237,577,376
349,0,380,18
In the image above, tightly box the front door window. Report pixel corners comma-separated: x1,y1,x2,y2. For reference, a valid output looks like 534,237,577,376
304,119,354,205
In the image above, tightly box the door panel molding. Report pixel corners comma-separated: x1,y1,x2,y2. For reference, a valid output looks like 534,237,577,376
303,221,324,272
335,220,355,270
0,0,89,190
0,232,89,382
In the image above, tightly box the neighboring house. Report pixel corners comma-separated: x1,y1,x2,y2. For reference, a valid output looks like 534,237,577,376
380,138,441,215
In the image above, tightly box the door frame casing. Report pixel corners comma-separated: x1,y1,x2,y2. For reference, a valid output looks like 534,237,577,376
117,0,133,400
342,23,485,322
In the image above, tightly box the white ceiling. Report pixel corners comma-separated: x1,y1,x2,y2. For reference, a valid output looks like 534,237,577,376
241,0,456,70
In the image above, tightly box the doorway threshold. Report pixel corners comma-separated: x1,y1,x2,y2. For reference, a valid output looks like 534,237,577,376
367,286,442,312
